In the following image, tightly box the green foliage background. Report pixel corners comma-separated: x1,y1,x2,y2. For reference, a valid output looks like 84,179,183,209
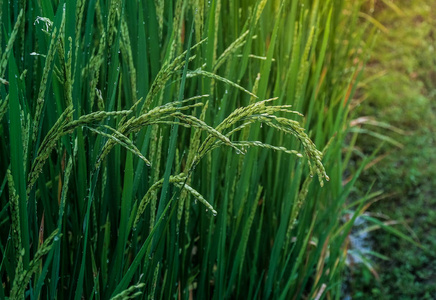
347,0,436,298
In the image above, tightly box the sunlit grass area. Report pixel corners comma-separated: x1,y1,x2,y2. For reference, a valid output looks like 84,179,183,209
346,0,436,298
0,0,373,299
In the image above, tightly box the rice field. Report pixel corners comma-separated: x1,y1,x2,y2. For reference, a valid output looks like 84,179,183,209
0,0,373,298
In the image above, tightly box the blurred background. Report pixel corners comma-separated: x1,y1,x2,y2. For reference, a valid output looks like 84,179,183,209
347,0,436,298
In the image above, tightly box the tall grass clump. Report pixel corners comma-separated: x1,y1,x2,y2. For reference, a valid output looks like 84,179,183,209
0,0,370,298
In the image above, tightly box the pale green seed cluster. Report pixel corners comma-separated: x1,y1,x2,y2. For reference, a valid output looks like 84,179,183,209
238,186,262,271
155,0,164,41
231,141,303,158
149,262,160,300
21,111,30,170
171,0,184,58
187,68,258,98
134,174,185,230
106,0,120,48
213,30,249,72
32,25,60,144
0,9,23,76
0,6,22,120
197,98,328,186
213,0,221,64
140,38,207,114
88,125,151,168
254,0,269,24
0,94,8,122
64,36,73,113
7,170,23,267
148,128,163,230
10,229,59,299
96,88,105,111
27,106,74,195
15,2,25,63
96,100,203,170
294,26,315,104
73,0,85,80
120,17,138,105
95,1,104,34
284,176,313,249
175,179,217,215
88,4,106,110
111,283,146,300
192,0,204,42
0,8,21,121
59,153,74,222
178,100,209,223
134,173,217,230
63,110,132,132
255,115,329,185
231,74,262,193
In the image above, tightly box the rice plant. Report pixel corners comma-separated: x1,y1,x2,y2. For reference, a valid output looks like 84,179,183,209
0,0,370,298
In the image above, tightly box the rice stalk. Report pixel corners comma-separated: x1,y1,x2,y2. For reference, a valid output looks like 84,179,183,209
10,229,59,299
7,170,23,266
111,282,145,300
31,17,62,144
0,9,23,77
